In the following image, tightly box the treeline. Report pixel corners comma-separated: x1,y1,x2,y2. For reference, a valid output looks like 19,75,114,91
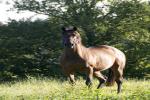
0,0,150,80
0,20,63,81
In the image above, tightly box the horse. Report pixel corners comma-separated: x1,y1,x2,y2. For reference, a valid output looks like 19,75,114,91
60,26,126,93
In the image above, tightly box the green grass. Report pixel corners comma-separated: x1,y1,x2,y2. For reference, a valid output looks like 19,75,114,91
0,77,150,100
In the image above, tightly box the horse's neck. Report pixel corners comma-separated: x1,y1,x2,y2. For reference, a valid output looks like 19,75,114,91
76,43,88,60
64,43,88,60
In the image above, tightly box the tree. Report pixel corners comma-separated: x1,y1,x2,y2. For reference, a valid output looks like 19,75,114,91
0,19,62,80
103,0,150,77
14,0,107,45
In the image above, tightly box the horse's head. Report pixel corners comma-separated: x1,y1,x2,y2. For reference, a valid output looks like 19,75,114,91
61,26,81,49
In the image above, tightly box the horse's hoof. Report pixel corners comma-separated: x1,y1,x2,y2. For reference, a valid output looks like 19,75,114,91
117,91,121,94
97,83,105,89
117,90,121,94
85,81,92,87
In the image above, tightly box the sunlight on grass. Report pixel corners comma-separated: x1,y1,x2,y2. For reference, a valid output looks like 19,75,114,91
0,78,150,100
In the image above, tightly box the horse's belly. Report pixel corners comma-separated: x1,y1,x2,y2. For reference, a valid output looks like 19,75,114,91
95,64,112,71
95,55,115,71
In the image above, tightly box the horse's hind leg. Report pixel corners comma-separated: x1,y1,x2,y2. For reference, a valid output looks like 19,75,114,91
113,66,124,93
94,71,107,89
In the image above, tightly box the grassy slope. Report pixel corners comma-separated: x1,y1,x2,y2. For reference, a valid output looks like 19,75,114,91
0,78,149,100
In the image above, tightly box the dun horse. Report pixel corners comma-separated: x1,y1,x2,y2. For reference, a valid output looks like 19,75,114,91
60,26,126,93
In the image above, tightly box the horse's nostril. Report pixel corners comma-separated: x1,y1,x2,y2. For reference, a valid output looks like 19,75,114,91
64,43,67,46
71,44,74,48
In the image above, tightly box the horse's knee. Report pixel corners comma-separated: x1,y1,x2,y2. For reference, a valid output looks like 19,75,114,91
94,71,106,82
116,79,123,84
69,73,75,81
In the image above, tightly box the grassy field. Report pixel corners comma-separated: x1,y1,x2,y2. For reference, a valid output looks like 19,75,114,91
0,77,149,100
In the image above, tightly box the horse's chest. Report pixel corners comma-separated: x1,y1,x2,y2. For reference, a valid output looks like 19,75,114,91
63,55,86,68
67,58,85,65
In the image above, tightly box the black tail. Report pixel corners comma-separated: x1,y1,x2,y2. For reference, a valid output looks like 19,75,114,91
106,68,115,86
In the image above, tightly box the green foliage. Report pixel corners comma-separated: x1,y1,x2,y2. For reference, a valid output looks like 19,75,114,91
100,0,150,78
0,0,149,80
0,20,63,80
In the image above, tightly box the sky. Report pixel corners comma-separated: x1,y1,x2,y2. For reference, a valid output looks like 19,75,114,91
0,0,48,24
0,0,149,24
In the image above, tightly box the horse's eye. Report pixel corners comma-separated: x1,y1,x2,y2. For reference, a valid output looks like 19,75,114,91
62,32,67,35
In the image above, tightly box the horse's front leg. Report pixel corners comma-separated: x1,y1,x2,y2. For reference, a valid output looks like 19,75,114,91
94,71,107,88
62,68,75,84
68,73,75,84
85,66,93,87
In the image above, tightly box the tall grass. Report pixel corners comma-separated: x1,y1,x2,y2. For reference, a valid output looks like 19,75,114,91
0,77,149,100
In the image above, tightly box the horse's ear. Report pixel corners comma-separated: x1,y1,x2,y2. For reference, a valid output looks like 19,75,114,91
73,27,77,31
61,27,66,31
